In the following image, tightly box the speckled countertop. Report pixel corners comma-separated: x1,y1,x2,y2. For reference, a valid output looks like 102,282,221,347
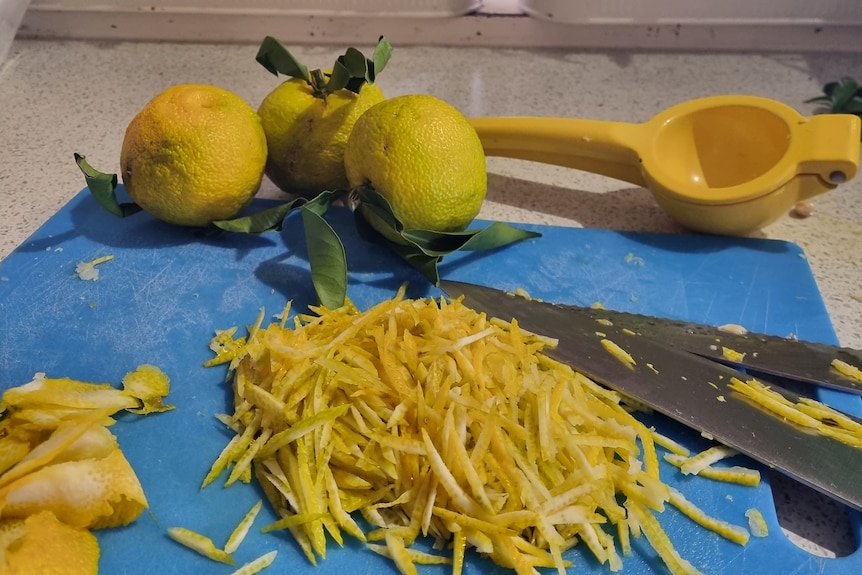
1,39,861,560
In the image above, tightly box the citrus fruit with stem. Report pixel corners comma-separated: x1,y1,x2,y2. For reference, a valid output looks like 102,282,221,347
344,94,487,239
119,84,267,227
255,37,391,197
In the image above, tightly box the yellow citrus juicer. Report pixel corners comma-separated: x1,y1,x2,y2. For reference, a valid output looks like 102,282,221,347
470,95,861,235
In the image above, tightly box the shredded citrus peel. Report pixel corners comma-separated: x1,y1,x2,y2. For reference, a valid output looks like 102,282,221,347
663,453,761,487
831,358,862,383
167,527,235,565
729,377,862,448
166,498,277,573
229,550,278,575
75,254,114,281
720,347,746,363
225,499,264,554
600,338,637,369
199,286,776,575
667,488,750,546
745,508,769,537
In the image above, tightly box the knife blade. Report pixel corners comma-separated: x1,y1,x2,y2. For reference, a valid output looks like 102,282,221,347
439,279,862,511
549,301,862,396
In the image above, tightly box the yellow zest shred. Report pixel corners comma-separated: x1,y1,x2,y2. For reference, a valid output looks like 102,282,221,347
677,445,739,476
367,541,453,565
202,288,755,575
745,508,769,538
75,254,114,281
600,338,637,369
668,488,750,545
227,550,278,575
831,358,862,383
663,453,761,487
625,500,703,575
648,430,691,455
225,499,263,554
729,378,862,448
720,347,746,363
205,327,248,367
729,378,821,428
167,526,235,565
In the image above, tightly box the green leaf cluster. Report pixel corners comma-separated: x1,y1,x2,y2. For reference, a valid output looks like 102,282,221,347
255,36,392,99
807,77,862,137
73,153,541,310
213,187,541,310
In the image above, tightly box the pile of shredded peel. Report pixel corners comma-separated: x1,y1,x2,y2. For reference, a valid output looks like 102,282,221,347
204,287,775,575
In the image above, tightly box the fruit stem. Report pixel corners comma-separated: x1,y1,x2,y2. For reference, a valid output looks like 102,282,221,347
310,68,329,99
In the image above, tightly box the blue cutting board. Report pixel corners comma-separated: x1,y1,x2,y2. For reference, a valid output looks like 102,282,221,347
1,189,860,574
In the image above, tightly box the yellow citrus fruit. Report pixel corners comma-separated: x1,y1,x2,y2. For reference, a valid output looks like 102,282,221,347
344,94,487,238
120,84,267,227
0,511,99,575
258,76,384,197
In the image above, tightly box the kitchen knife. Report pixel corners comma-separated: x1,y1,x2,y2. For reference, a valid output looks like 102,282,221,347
544,300,862,396
439,279,862,511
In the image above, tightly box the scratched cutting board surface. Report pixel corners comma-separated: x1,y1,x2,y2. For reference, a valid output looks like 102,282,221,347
1,189,861,574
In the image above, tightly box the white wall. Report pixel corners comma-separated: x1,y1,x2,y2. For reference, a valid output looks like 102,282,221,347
19,1,862,51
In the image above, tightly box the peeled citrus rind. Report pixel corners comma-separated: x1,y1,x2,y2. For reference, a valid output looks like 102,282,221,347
0,408,115,491
0,367,172,573
1,374,138,413
121,364,175,414
0,510,99,575
0,448,148,530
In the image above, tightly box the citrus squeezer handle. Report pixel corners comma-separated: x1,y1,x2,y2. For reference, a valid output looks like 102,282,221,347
794,113,861,193
468,117,649,187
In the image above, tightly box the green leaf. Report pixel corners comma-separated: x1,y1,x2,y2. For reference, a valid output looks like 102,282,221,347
829,77,860,113
336,48,371,95
341,48,369,79
301,203,347,309
400,228,480,257
353,186,541,285
839,100,862,114
326,61,352,94
403,222,541,256
352,204,385,243
326,37,393,95
74,153,141,218
304,189,346,216
370,36,393,82
213,198,307,233
822,81,839,96
256,36,311,82
354,186,404,233
458,222,542,250
389,243,442,285
344,77,368,95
